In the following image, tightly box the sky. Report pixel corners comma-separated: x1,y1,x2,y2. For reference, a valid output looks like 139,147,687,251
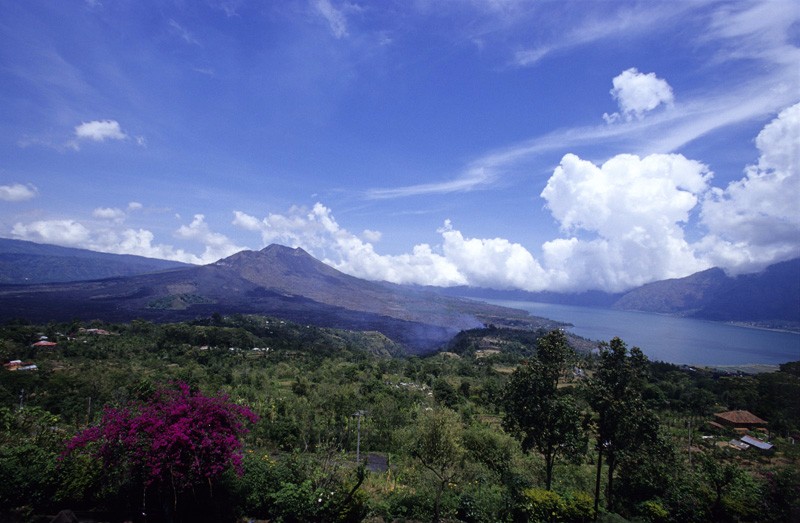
1,0,799,293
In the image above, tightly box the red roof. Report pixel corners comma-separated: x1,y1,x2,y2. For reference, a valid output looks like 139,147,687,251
32,341,57,347
714,410,767,426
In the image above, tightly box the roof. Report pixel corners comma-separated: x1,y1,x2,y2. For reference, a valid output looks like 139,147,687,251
31,340,57,347
741,435,774,451
714,410,767,425
727,439,750,451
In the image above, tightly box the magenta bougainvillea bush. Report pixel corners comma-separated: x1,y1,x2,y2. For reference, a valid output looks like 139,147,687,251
64,382,258,492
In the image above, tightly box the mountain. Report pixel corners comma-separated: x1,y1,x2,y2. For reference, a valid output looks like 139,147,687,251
613,258,800,329
0,244,560,353
0,238,189,284
439,259,800,330
434,286,622,307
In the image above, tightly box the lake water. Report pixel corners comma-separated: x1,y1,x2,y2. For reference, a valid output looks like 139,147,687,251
484,300,800,367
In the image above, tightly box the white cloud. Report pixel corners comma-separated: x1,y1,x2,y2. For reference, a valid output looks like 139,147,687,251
169,19,200,46
232,204,465,286
12,220,92,246
362,229,382,242
439,220,548,290
10,211,246,265
92,207,126,222
314,0,348,39
175,214,247,263
539,152,712,291
705,0,800,67
74,120,127,142
211,0,244,17
127,201,143,211
698,102,800,273
103,228,216,264
511,4,694,68
603,68,674,123
0,183,38,202
513,47,551,67
234,193,709,293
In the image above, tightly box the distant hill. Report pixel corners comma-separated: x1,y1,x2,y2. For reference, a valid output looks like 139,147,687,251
0,244,561,353
613,258,800,330
435,286,622,307
437,259,800,331
0,238,189,283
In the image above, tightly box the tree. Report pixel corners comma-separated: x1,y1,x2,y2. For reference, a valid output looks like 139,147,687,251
63,381,258,521
502,329,586,490
408,407,465,523
586,336,654,514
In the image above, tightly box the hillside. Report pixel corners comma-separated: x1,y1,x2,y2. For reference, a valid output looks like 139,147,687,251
613,258,800,330
0,238,189,283
0,244,561,353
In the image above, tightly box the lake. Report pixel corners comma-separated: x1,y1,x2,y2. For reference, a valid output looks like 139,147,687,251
484,300,800,367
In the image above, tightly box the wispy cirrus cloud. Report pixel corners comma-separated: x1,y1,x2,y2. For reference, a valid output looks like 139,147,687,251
367,60,797,201
314,0,349,39
169,19,201,46
511,3,694,67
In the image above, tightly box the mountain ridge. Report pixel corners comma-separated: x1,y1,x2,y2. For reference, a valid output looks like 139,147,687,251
1,240,796,335
613,258,800,330
0,237,190,284
0,243,558,353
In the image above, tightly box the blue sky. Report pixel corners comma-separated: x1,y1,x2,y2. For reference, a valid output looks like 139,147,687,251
1,0,798,292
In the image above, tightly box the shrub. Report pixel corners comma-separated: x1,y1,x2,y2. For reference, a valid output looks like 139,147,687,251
523,487,566,523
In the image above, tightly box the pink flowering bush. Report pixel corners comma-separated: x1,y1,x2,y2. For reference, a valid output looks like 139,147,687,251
64,382,258,493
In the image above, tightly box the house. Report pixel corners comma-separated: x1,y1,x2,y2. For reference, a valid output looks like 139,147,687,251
713,410,768,432
740,435,774,453
726,439,750,451
3,360,37,371
31,340,57,348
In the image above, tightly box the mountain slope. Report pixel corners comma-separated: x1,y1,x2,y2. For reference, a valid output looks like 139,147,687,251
0,238,189,283
614,258,800,329
0,244,557,352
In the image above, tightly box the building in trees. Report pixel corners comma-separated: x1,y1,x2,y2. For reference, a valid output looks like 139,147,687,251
713,409,768,432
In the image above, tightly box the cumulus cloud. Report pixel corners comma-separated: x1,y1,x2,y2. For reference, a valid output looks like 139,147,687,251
539,153,712,290
10,211,246,265
230,204,566,291
236,158,717,294
92,207,126,222
437,221,547,290
698,102,800,272
175,214,246,263
245,149,721,293
12,220,92,246
603,68,674,123
74,120,127,142
0,183,38,202
232,204,466,286
362,229,382,242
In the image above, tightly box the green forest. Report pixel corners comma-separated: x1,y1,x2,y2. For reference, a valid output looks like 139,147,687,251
1,315,798,523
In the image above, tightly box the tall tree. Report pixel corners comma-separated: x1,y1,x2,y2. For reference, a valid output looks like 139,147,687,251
586,336,655,514
408,407,464,523
502,330,586,490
